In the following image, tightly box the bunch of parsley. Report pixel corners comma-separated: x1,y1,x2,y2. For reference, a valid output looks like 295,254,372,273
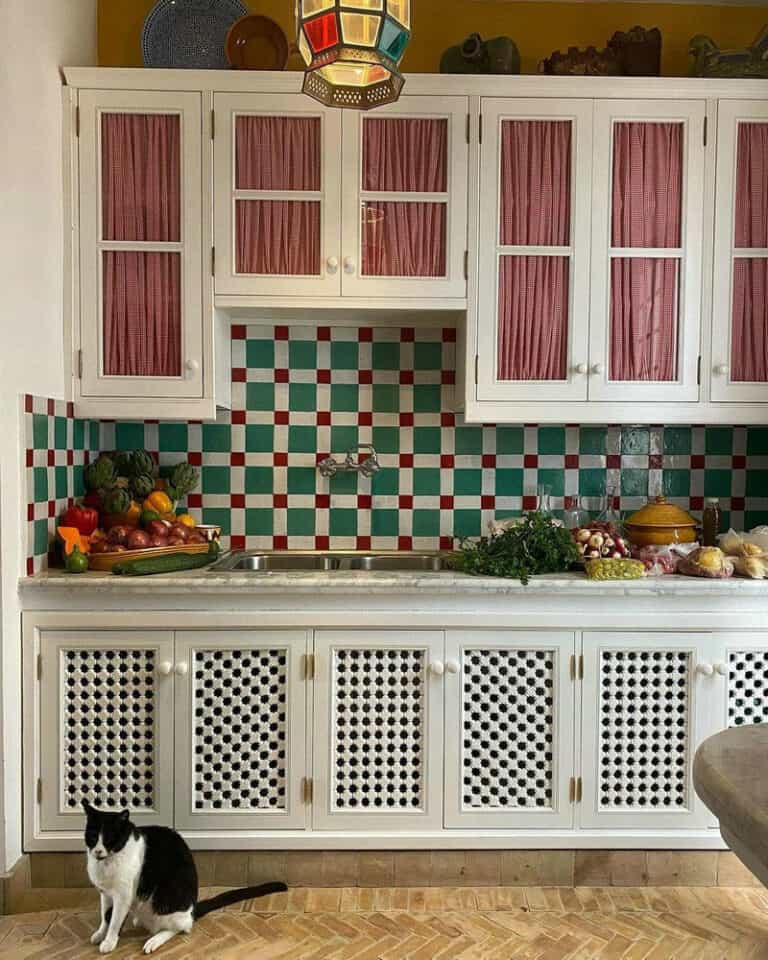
455,512,580,584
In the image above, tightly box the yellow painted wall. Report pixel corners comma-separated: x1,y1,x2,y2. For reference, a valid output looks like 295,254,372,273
99,0,765,76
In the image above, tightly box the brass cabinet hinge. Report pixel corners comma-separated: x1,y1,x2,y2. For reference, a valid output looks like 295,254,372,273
37,779,42,804
703,116,707,147
211,246,216,277
37,654,42,681
75,105,80,138
474,354,479,384
697,355,702,385
211,109,215,140
302,653,315,681
76,349,83,379
576,777,583,803
478,114,483,144
569,777,583,803
570,654,576,680
465,113,470,144
463,249,469,280
301,777,314,804
578,654,584,680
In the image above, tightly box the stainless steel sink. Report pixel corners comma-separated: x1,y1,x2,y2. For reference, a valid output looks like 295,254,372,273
210,551,450,573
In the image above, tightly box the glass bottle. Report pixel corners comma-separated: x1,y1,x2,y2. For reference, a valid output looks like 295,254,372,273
563,495,590,530
537,483,553,516
702,498,721,547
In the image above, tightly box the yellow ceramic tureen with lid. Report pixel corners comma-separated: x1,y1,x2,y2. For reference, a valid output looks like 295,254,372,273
624,496,698,546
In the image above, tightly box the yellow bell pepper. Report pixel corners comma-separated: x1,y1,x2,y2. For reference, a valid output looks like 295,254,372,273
176,513,196,528
143,491,173,516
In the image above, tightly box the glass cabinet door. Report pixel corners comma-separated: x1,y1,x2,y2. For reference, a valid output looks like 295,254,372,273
589,100,705,402
341,96,468,299
214,93,342,297
78,91,203,399
712,101,768,403
476,99,592,402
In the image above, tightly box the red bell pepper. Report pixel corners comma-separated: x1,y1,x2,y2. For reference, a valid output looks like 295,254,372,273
61,504,99,536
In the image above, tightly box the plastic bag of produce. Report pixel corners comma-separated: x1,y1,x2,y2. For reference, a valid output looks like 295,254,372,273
719,528,768,558
731,556,768,579
677,546,734,579
631,544,678,575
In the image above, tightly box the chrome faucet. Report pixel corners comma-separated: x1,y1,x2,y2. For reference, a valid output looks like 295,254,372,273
318,443,380,479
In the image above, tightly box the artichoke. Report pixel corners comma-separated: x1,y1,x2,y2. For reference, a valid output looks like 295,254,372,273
85,456,116,491
168,462,199,499
113,451,133,476
130,450,156,478
131,473,155,499
102,487,131,516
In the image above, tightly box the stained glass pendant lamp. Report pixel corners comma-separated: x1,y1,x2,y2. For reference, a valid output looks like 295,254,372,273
297,0,410,110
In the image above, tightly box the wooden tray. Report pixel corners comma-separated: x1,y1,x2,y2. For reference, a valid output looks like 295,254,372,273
88,542,209,572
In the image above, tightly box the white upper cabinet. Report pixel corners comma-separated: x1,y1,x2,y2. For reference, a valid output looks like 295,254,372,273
341,96,468,299
214,93,342,298
476,99,592,403
589,100,705,403
214,92,468,304
78,90,205,405
711,100,768,403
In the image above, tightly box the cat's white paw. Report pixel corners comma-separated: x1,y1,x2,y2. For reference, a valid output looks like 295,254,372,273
90,927,107,945
99,937,118,954
143,933,167,954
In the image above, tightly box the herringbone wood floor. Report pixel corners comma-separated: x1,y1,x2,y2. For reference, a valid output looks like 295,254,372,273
0,886,767,959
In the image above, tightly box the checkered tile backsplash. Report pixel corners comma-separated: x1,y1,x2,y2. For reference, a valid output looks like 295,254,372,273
23,323,768,565
23,395,98,574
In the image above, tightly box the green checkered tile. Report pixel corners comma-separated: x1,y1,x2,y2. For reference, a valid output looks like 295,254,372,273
330,341,359,370
372,469,399,496
538,427,565,455
246,338,275,369
289,425,318,453
372,426,400,454
414,468,441,497
245,467,273,494
413,427,441,454
371,509,399,537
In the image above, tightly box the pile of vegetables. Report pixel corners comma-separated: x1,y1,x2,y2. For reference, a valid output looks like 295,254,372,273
571,523,631,560
83,450,199,530
455,512,580,584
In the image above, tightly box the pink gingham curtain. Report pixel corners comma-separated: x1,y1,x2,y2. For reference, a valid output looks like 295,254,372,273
497,256,568,380
499,120,571,245
610,122,682,381
101,113,181,377
496,121,571,379
362,117,447,192
731,123,768,382
360,118,448,277
236,200,320,275
235,116,321,275
235,116,320,190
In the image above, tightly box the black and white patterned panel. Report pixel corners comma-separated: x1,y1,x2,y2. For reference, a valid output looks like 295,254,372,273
462,648,555,810
63,648,155,811
193,648,287,811
728,649,768,727
332,648,424,812
599,650,690,810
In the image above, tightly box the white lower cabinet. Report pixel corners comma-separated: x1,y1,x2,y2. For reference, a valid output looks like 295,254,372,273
28,622,768,847
311,630,444,831
580,632,722,830
444,631,576,828
39,631,175,832
174,630,310,831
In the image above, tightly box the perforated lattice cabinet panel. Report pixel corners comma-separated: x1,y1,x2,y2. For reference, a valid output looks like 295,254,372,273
193,648,288,811
728,649,768,727
331,648,425,812
462,648,555,810
62,648,156,811
598,649,691,810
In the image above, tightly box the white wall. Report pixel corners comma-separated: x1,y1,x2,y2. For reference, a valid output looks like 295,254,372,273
0,0,97,871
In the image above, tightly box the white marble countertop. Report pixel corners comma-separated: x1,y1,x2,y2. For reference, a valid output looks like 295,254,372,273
19,567,768,597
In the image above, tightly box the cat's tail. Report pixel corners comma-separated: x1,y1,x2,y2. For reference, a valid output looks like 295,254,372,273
194,881,287,919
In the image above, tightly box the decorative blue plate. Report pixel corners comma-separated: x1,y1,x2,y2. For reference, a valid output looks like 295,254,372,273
142,0,249,69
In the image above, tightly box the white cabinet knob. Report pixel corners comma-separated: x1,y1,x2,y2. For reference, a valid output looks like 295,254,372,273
185,359,199,375
696,662,714,677
429,660,445,676
714,364,729,376
445,660,460,675
175,662,189,677
343,257,356,275
574,363,588,375
157,661,173,676
714,661,728,677
326,256,339,275
591,363,604,375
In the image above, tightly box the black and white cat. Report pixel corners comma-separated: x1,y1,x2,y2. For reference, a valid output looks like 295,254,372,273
83,801,286,955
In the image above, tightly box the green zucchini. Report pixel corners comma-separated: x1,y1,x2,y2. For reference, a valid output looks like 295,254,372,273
112,544,218,577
